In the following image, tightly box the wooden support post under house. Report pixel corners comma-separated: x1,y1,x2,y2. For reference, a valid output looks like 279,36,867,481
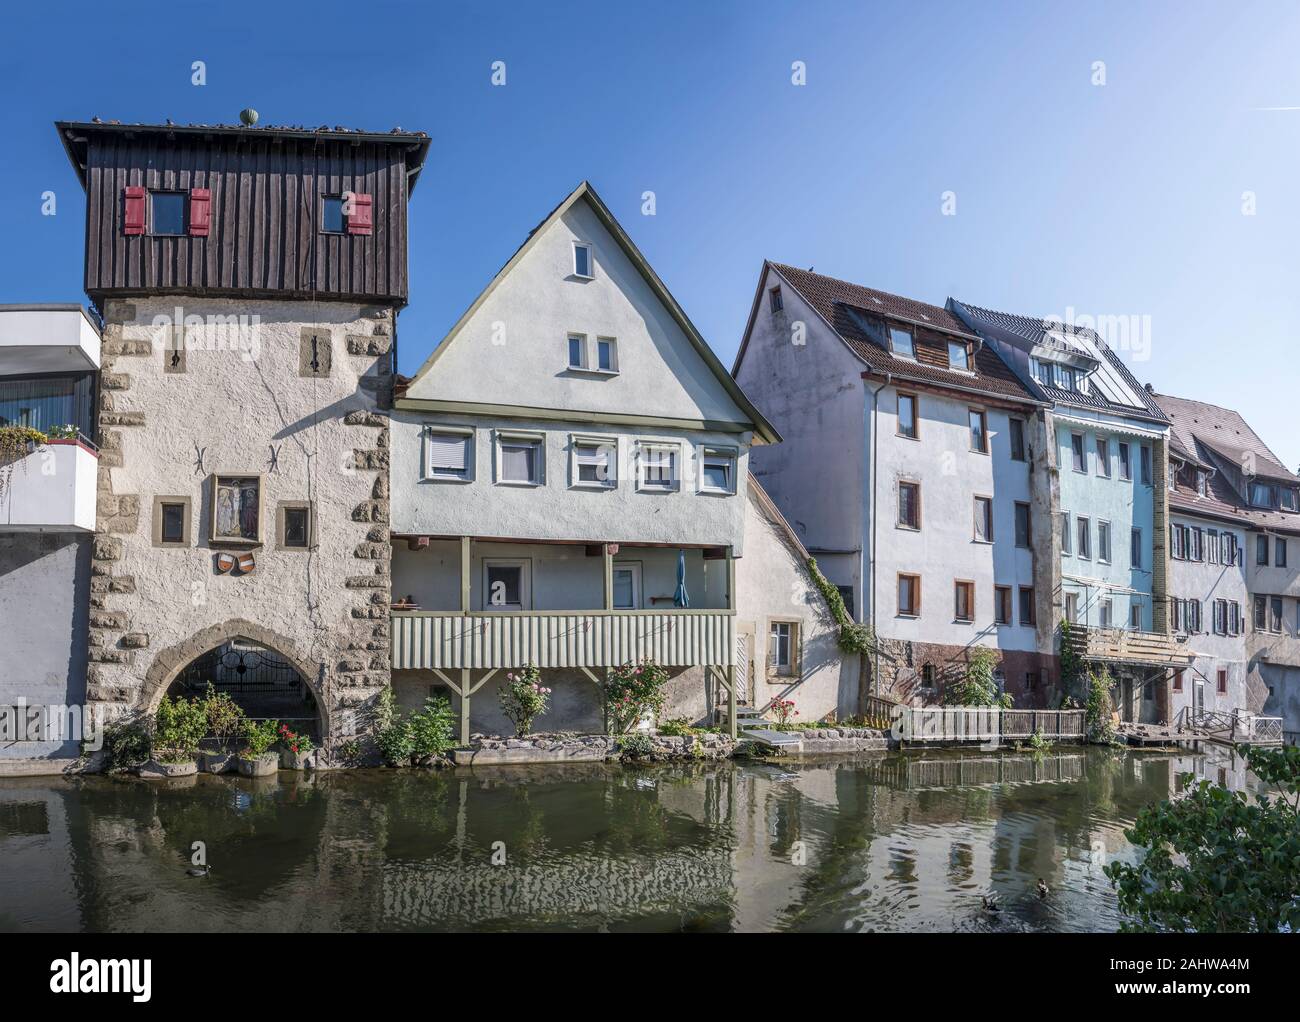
460,536,471,614
603,543,614,611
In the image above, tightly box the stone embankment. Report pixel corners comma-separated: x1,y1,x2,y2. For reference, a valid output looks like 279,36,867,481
451,732,737,766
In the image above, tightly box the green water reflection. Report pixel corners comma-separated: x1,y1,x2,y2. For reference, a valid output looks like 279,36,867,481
0,744,1256,932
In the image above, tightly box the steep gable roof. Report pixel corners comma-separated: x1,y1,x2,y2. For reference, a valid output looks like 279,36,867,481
1155,391,1297,484
1151,390,1300,533
401,182,779,443
743,264,1038,405
951,300,1169,424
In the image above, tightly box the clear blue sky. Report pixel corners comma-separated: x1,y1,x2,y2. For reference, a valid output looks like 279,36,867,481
5,0,1299,467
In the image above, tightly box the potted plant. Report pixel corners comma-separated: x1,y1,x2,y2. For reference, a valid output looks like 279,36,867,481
199,684,245,773
236,719,281,777
277,724,318,770
140,695,206,778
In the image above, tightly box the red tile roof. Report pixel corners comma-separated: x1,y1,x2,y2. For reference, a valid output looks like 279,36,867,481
770,264,1038,405
1154,391,1300,534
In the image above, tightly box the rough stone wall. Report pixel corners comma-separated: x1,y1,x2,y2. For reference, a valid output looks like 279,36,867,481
870,637,1058,709
85,297,394,761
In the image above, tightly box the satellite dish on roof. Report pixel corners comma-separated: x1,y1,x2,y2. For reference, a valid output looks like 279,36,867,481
239,108,259,126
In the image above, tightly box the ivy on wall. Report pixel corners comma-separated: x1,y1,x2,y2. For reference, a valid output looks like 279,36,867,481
807,557,875,655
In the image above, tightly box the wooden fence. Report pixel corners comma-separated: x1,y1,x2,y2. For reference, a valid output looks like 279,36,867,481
896,706,1086,745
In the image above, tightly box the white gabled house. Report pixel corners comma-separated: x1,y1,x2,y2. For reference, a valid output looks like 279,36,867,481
388,182,783,741
733,263,1057,708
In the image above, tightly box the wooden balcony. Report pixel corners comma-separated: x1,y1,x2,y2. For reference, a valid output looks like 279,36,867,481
391,610,735,671
1063,625,1190,668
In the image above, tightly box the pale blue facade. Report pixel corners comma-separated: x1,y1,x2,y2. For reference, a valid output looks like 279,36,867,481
1054,413,1161,632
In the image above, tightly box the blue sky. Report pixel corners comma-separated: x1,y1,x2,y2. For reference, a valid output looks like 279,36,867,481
4,0,1299,467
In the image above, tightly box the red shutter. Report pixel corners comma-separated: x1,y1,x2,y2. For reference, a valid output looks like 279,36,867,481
346,192,373,235
123,186,146,235
189,188,211,236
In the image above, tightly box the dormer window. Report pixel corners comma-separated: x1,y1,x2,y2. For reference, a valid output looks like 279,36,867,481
889,327,915,360
572,242,593,279
947,340,970,370
1196,470,1208,497
1249,481,1273,508
1282,488,1299,512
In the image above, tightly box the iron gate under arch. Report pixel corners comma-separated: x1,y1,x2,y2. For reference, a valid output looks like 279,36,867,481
173,640,306,698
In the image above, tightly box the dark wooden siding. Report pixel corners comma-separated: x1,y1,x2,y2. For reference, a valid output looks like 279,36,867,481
83,134,411,304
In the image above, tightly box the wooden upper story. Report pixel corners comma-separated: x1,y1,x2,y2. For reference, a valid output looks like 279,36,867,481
56,120,430,307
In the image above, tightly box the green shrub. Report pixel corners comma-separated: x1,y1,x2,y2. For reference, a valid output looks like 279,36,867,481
201,684,246,748
242,718,280,757
101,716,151,772
1027,728,1053,753
407,696,456,764
944,647,1012,708
618,733,655,760
373,687,414,766
1085,667,1120,745
1106,744,1300,932
153,695,208,761
657,717,696,737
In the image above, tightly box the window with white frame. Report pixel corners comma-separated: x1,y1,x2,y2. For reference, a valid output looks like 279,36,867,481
637,443,679,492
571,436,617,489
572,242,593,279
948,340,970,370
612,562,642,609
699,446,737,495
768,620,799,676
496,431,544,486
889,326,915,360
483,560,530,611
1098,520,1111,563
567,333,588,369
595,337,618,373
424,427,473,481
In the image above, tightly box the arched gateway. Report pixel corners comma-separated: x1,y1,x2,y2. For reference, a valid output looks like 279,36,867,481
140,620,329,741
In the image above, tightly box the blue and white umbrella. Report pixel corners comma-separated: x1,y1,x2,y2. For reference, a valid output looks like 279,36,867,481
674,549,690,608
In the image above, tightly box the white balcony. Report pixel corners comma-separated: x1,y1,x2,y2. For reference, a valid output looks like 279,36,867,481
0,305,100,374
391,609,736,670
0,440,98,532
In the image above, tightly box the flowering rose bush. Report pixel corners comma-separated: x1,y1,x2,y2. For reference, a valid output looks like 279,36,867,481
771,698,798,727
499,664,550,737
606,658,670,734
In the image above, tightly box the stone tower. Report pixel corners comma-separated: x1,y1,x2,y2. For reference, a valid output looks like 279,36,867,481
56,119,429,761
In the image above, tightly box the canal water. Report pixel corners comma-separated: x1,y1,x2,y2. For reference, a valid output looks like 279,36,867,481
0,745,1257,932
